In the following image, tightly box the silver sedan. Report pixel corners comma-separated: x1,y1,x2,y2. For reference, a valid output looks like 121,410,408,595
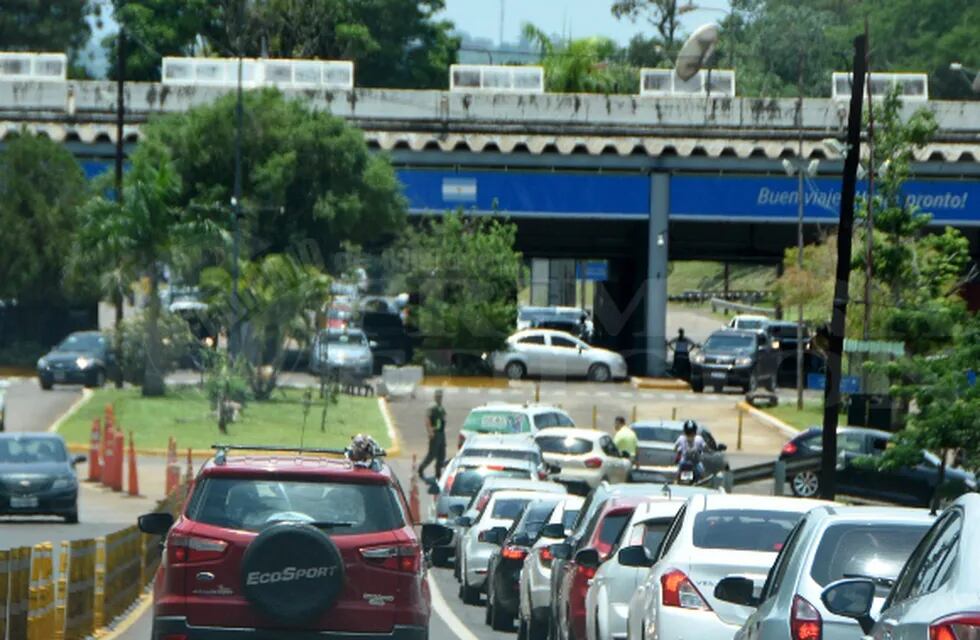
491,329,627,382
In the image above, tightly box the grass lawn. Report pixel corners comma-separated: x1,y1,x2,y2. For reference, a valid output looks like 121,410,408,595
58,386,389,452
668,261,777,297
765,400,839,432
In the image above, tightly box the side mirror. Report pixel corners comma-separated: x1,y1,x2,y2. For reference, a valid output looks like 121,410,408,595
479,527,507,545
71,454,87,465
421,523,454,550
539,523,565,539
512,533,532,547
456,516,473,528
821,579,876,634
547,463,562,474
137,512,174,536
617,545,654,568
714,576,760,607
575,548,600,569
621,451,631,459
549,543,572,561
717,443,728,452
448,504,465,517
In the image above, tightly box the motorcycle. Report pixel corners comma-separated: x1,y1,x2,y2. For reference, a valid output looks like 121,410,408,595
676,459,698,485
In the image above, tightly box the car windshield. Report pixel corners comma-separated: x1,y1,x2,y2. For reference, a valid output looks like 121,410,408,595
187,477,404,534
491,498,532,520
598,511,632,546
323,331,366,345
642,520,673,557
0,437,67,464
704,334,755,351
561,508,581,530
463,411,531,434
514,500,559,540
810,523,930,595
450,469,529,497
736,320,764,330
693,509,801,552
55,333,104,353
631,426,679,443
536,436,593,455
461,448,540,464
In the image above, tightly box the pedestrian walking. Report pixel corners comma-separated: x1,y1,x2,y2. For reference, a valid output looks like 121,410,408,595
418,389,447,480
612,415,638,461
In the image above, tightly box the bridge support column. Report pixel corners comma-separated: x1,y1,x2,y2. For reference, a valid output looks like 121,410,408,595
646,173,669,376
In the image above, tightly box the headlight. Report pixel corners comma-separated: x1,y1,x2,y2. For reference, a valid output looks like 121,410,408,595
735,357,753,367
691,353,704,364
37,357,48,369
75,357,93,369
52,476,77,490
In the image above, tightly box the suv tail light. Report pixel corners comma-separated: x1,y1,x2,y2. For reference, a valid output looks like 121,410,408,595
502,546,528,561
475,494,491,514
661,569,711,610
360,544,421,574
443,473,456,495
576,563,597,580
930,614,980,640
538,546,554,567
782,442,798,456
791,595,822,640
584,457,603,469
168,535,228,564
458,433,467,449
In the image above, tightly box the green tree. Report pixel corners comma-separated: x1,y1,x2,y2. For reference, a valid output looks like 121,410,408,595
76,139,210,396
522,25,637,94
145,89,406,259
0,1,92,67
200,253,331,400
106,0,213,81
611,0,683,55
392,212,522,370
0,133,88,304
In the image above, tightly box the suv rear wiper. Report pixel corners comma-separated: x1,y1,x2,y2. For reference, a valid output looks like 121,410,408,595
308,521,355,529
843,573,894,588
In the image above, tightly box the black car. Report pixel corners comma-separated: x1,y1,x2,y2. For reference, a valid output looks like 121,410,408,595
483,497,561,631
763,321,827,386
360,311,413,374
780,426,978,506
689,329,779,393
0,433,86,522
37,331,114,390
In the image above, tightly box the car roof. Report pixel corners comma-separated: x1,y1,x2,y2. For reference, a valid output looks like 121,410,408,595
632,420,686,430
454,457,535,471
199,453,393,484
472,402,569,415
711,328,763,338
510,328,582,339
491,489,560,502
461,434,538,450
0,432,66,442
481,478,566,493
732,315,769,321
534,427,604,441
798,425,893,439
804,505,936,526
629,499,685,524
698,493,829,512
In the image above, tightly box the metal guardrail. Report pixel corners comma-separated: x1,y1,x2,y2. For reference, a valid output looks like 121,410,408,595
628,456,822,496
709,297,775,316
668,290,769,304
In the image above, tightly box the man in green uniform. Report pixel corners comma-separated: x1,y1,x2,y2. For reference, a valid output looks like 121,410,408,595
419,389,447,480
612,415,638,463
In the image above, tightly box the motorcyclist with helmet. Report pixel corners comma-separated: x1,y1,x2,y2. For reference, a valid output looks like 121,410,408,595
674,420,706,484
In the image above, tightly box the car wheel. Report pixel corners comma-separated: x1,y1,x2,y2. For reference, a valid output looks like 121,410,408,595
691,379,704,393
528,609,549,640
743,374,758,394
505,361,527,380
766,375,777,392
712,384,723,393
430,547,450,568
491,595,513,631
588,363,612,383
485,590,493,625
39,378,53,391
791,470,820,497
461,581,481,606
64,509,79,524
518,617,529,640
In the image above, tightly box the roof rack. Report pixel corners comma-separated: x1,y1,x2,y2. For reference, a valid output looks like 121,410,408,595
211,441,387,468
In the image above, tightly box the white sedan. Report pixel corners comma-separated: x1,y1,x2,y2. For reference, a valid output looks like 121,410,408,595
627,494,829,640
491,329,628,382
535,428,633,492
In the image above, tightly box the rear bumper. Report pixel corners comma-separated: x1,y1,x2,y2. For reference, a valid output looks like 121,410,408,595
152,617,428,640
0,490,77,516
691,364,753,387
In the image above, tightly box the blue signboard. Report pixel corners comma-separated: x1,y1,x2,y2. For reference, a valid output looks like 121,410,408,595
968,369,976,387
575,261,609,282
396,169,650,219
807,373,861,393
670,175,980,227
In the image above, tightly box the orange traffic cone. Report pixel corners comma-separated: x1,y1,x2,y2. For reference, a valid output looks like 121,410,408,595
127,432,140,497
112,432,125,492
88,418,102,482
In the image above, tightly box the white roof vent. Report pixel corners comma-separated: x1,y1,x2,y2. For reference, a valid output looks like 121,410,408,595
0,52,67,81
831,72,928,101
450,64,545,93
640,68,735,96
161,57,354,90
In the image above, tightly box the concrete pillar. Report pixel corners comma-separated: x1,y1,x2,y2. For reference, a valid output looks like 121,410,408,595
646,173,669,376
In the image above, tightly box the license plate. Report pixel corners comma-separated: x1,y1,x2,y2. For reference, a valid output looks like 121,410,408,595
680,471,694,481
53,372,66,382
10,496,38,509
710,372,726,379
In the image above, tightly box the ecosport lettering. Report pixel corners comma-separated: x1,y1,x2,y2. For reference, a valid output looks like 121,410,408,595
246,565,337,585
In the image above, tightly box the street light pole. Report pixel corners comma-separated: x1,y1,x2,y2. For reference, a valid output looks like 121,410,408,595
795,50,805,412
230,54,243,358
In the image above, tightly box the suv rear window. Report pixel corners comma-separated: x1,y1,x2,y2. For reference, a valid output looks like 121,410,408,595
462,448,541,464
464,411,531,434
598,512,632,546
536,436,593,455
810,523,929,595
187,477,404,534
450,469,529,497
631,426,678,443
693,509,801,552
492,498,532,520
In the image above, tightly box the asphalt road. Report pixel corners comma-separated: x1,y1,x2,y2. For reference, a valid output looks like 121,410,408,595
2,376,81,433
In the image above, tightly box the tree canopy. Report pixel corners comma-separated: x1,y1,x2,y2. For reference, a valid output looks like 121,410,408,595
0,0,92,67
522,25,636,94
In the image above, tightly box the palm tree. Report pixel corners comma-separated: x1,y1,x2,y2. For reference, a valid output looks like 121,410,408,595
522,24,636,94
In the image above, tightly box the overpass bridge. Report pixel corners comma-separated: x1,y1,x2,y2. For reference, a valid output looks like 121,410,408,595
2,79,978,374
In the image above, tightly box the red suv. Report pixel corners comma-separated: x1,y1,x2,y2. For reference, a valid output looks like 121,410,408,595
138,443,430,639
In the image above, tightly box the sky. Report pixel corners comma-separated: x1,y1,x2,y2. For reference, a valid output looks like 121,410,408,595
439,0,731,46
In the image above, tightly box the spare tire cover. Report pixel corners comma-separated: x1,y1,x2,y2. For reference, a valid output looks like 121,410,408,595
241,522,345,622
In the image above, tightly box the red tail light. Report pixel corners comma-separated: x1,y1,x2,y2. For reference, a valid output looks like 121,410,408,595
168,535,228,564
930,614,980,640
161,634,189,640
584,457,603,469
539,546,554,567
360,544,421,573
444,473,456,494
502,546,528,561
782,442,798,456
791,595,822,640
458,433,466,449
475,494,491,514
660,569,711,610
538,469,548,480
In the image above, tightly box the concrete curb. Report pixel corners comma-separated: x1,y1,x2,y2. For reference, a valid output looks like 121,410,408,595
95,591,153,640
0,366,34,377
736,400,799,438
47,387,94,433
631,376,692,391
378,396,402,458
421,375,509,389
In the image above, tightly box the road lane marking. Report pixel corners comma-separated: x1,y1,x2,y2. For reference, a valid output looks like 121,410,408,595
427,573,482,640
46,388,93,433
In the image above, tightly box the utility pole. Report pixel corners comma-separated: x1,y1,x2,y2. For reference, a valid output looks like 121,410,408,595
795,49,805,412
113,27,126,389
863,18,875,342
230,54,243,359
820,34,867,501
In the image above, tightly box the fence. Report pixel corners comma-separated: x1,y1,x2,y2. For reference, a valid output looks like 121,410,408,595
0,485,186,640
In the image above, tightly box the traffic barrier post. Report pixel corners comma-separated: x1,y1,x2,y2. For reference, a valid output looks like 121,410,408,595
165,437,180,495
592,405,597,430
112,433,125,492
87,418,102,482
101,527,142,625
27,543,56,640
64,538,96,640
773,460,786,496
93,537,105,629
8,546,29,640
127,432,140,497
0,550,7,640
671,406,677,420
101,421,116,490
737,409,744,452
56,541,67,639
631,405,637,423
534,383,540,403
408,454,420,524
